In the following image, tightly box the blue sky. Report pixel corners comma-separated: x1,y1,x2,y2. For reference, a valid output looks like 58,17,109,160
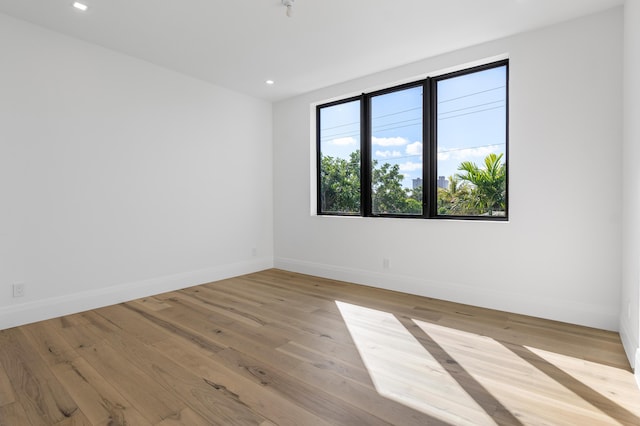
320,65,506,190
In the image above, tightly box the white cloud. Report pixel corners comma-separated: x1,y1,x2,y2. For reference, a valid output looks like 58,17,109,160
331,137,357,146
406,141,422,156
399,161,422,172
372,136,408,147
452,145,501,161
437,145,501,162
375,150,402,158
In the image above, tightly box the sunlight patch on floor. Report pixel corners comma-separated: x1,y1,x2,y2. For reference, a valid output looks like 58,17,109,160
526,345,640,418
336,300,638,426
412,319,630,426
336,301,497,426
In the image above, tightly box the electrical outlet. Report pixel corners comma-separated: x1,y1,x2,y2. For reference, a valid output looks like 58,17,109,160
383,258,390,269
13,283,25,298
251,247,258,257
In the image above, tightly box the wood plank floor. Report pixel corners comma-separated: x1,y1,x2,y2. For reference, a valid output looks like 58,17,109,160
0,269,638,425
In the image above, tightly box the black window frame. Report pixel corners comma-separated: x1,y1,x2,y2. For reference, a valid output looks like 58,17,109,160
316,59,509,221
316,94,364,216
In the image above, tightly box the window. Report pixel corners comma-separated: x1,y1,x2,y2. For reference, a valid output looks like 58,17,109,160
317,59,508,220
317,97,362,215
433,64,508,217
369,84,423,216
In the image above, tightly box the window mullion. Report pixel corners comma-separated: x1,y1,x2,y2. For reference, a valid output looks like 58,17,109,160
315,105,322,215
361,94,372,217
427,77,438,218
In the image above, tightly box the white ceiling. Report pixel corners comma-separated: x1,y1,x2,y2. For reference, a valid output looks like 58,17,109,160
0,0,624,101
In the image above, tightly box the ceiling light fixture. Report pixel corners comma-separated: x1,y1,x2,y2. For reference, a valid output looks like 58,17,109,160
265,80,275,85
72,2,88,11
281,0,294,18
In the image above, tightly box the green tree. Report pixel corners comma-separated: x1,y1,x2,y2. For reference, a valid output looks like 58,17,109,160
372,161,410,214
410,185,422,203
320,151,361,213
437,175,475,215
320,150,423,215
404,197,422,214
455,153,506,216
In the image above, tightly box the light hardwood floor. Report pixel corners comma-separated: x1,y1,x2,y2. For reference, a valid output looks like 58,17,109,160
0,269,638,425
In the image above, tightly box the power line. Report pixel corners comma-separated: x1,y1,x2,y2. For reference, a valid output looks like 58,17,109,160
371,122,422,135
372,153,421,161
373,103,504,133
372,117,421,131
438,86,505,104
372,106,421,120
320,129,360,141
439,100,504,116
437,143,505,154
320,120,360,132
438,105,505,121
321,106,421,132
322,116,422,140
321,120,421,141
321,101,504,140
321,86,505,131
370,143,505,160
321,124,423,142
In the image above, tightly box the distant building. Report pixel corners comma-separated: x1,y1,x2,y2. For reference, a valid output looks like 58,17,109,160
412,178,422,189
437,176,449,189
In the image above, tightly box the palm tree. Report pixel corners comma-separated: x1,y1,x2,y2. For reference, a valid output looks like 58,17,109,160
456,153,506,216
437,175,475,215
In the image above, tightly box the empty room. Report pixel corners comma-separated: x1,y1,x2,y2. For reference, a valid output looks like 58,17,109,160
1,0,640,425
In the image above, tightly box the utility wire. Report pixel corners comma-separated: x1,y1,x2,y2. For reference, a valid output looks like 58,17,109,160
321,99,504,140
321,85,505,131
370,144,506,165
437,143,505,154
372,117,421,131
371,122,421,135
438,105,505,121
438,86,505,104
372,153,421,161
372,106,422,120
371,143,505,160
322,117,420,140
321,107,422,132
439,100,504,115
320,129,360,140
320,120,423,141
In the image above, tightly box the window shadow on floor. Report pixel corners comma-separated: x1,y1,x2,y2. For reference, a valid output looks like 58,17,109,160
396,315,524,426
501,342,640,426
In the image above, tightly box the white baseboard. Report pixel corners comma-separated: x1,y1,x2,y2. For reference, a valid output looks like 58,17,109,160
275,257,619,331
619,319,639,370
636,349,640,389
0,257,273,331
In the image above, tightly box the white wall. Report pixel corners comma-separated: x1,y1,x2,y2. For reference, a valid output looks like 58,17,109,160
621,0,640,373
274,8,623,331
0,14,273,329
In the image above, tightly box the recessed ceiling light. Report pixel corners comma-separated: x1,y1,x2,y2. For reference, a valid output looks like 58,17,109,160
265,80,275,85
73,2,88,11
